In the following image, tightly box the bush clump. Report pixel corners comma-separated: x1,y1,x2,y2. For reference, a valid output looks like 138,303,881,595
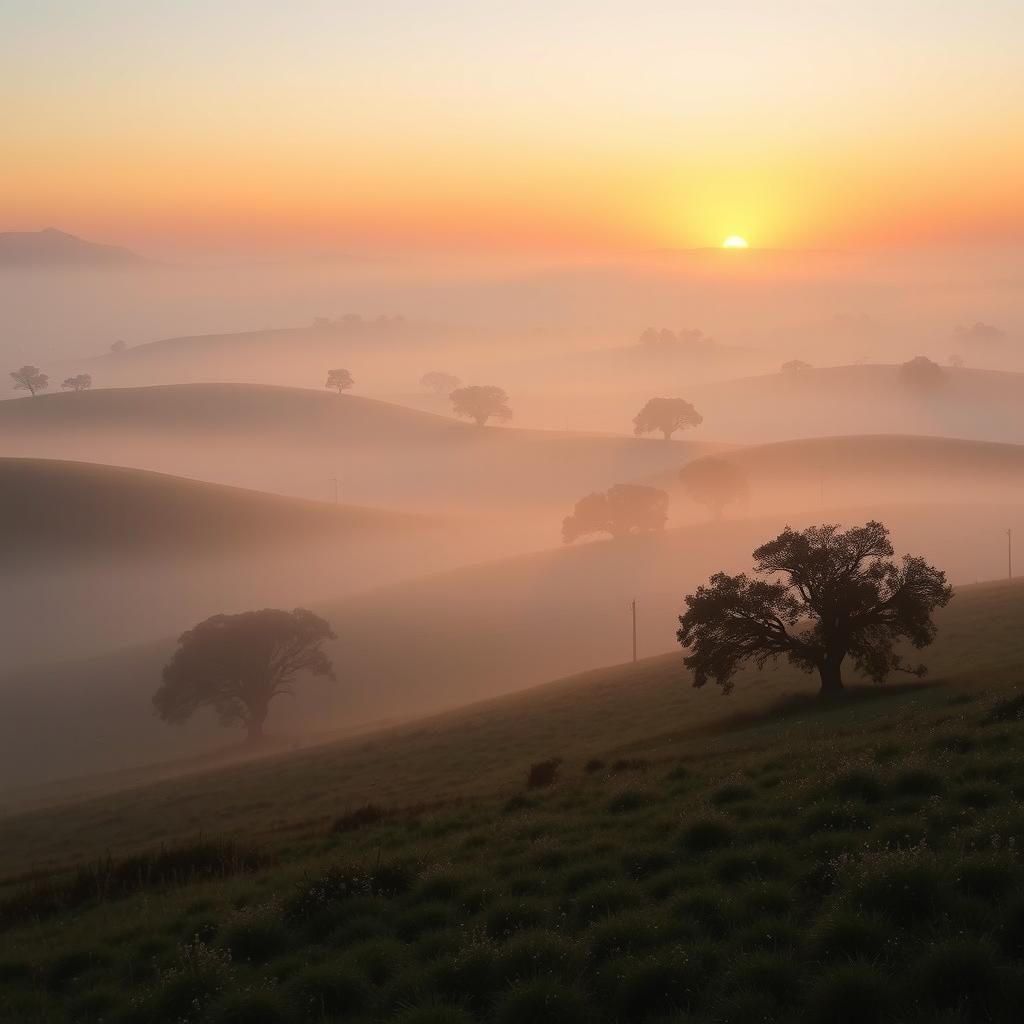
527,759,562,789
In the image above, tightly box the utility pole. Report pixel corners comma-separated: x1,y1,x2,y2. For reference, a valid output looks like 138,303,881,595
1009,528,1013,580
331,477,338,504
631,599,637,663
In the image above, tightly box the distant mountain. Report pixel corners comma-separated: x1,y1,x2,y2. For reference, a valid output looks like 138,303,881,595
0,228,146,267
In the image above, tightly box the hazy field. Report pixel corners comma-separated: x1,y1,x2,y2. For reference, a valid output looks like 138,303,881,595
2,579,1024,1023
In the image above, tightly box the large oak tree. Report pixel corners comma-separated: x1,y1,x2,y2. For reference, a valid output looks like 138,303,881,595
677,521,952,696
154,608,336,743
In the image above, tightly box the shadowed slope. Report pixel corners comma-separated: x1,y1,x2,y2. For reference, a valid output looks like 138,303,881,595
0,457,424,565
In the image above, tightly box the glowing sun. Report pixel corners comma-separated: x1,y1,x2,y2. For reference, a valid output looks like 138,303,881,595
722,235,749,249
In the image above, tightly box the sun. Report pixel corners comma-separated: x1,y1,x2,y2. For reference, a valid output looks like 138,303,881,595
722,235,749,249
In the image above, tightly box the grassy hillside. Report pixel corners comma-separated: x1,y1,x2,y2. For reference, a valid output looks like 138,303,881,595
654,434,1024,515
0,458,424,565
0,383,722,516
689,364,1024,444
2,579,1024,1022
4,500,1021,788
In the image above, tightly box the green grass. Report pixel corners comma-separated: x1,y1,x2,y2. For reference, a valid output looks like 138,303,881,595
3,580,1024,1021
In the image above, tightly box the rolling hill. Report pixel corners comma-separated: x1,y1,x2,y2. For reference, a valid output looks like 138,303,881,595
3,498,1021,789
0,383,724,518
655,434,1024,519
0,227,146,268
0,457,425,566
689,363,1024,444
2,575,1022,864
4,576,1024,1024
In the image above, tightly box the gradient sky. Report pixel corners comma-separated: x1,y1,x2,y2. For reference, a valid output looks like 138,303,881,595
2,0,1023,253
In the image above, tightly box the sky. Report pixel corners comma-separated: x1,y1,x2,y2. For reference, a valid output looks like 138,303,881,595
2,0,1023,255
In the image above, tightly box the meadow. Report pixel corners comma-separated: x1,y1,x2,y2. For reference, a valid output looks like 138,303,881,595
2,579,1024,1023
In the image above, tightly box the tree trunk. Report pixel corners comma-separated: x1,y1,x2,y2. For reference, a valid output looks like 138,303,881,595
817,658,845,696
245,704,269,745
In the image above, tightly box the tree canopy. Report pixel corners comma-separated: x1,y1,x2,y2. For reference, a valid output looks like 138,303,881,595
678,521,952,696
899,355,945,391
10,365,48,397
562,484,669,543
154,608,336,743
450,385,512,427
633,397,702,440
421,371,461,396
61,373,92,392
326,368,354,393
679,457,748,519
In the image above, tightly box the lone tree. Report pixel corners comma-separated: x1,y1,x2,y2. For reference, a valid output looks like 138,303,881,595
780,359,812,373
633,397,702,440
10,365,48,397
421,371,461,396
450,385,512,427
679,457,748,520
154,608,336,744
61,373,92,392
562,484,669,543
678,521,951,696
326,368,354,393
899,355,945,392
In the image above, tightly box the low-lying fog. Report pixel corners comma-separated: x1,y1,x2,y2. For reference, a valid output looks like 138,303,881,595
1,241,1023,794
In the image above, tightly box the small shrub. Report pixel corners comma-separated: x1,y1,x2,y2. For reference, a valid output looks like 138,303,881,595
526,759,562,789
610,758,649,774
584,759,606,774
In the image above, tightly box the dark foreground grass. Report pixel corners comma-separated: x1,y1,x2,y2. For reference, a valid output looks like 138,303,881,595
7,667,1024,1022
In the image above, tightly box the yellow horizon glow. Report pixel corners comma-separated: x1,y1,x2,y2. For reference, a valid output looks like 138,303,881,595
3,4,1023,254
722,236,749,249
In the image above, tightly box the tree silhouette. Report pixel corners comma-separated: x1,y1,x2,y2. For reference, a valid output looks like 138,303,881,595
562,484,669,543
899,356,945,392
633,397,702,440
678,521,951,696
780,359,812,373
10,365,48,397
450,385,512,427
154,608,336,744
326,368,354,393
61,373,92,392
420,371,461,396
110,340,127,353
679,457,748,519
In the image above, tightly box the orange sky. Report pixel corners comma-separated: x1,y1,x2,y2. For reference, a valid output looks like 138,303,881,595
3,2,1023,254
